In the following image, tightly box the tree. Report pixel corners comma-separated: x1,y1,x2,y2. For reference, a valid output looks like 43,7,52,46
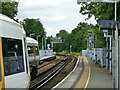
21,18,46,49
53,30,68,52
21,18,46,37
53,22,106,53
56,30,69,39
1,1,18,20
80,2,120,21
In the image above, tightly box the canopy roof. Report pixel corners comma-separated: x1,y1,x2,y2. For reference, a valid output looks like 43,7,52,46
99,20,120,30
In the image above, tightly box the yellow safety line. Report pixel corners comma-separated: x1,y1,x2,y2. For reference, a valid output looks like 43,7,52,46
84,56,91,89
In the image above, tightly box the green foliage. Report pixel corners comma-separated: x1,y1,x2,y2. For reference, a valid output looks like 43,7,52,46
52,37,62,43
21,18,46,37
56,30,68,38
97,59,101,67
21,18,46,49
53,30,69,52
1,2,18,20
53,22,106,53
58,50,69,54
80,2,120,21
47,36,52,44
72,52,81,57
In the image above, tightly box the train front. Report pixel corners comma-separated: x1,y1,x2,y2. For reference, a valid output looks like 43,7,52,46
0,14,30,89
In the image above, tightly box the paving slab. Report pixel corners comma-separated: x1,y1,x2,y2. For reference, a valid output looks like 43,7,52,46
87,57,112,88
53,56,112,89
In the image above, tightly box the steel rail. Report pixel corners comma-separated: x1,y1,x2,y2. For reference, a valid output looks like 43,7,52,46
29,58,70,90
37,57,64,69
31,58,66,81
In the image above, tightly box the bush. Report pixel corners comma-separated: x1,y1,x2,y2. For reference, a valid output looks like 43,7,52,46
57,50,69,54
97,59,101,67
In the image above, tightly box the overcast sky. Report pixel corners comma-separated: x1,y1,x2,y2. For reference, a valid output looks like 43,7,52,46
17,0,97,37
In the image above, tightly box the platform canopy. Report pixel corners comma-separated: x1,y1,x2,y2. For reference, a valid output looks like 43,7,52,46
77,0,119,4
99,20,120,30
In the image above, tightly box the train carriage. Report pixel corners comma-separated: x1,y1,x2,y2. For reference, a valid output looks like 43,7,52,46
26,37,40,78
26,37,40,65
0,14,30,89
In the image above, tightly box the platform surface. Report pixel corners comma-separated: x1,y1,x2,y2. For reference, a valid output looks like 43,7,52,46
40,55,55,60
86,57,112,88
53,56,112,89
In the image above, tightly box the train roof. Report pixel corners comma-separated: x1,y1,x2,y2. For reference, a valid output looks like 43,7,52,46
0,13,22,27
0,14,26,35
26,37,38,45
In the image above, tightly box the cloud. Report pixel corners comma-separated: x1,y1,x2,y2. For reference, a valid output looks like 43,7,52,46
17,0,97,36
18,0,69,11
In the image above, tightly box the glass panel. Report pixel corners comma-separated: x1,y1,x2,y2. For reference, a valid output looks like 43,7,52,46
35,46,39,56
2,37,25,76
27,46,33,57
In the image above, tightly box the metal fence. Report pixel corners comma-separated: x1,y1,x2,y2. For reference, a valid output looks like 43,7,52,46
39,50,53,57
82,48,106,67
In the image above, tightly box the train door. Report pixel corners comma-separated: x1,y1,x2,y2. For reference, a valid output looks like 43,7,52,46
35,46,40,62
34,45,40,65
0,37,5,89
24,38,30,75
2,37,29,88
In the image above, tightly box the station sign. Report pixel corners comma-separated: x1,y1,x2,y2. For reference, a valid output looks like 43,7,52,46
51,37,64,44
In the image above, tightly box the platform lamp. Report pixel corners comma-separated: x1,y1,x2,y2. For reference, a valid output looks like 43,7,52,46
36,35,41,49
36,35,41,43
30,33,35,37
50,38,53,52
70,45,72,55
45,37,47,50
36,35,41,58
87,33,91,50
88,30,94,49
88,30,95,60
99,20,120,89
85,35,89,50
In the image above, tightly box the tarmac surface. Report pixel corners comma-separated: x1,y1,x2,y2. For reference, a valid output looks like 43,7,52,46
87,57,112,88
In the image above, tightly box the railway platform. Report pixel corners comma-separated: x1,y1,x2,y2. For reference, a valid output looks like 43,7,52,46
40,55,56,61
53,56,112,89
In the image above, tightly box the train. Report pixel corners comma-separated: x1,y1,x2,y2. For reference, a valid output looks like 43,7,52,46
26,37,40,65
0,14,31,88
26,37,40,78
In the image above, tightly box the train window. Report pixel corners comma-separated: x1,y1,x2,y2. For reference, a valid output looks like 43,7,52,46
27,46,34,56
2,37,25,76
35,46,39,56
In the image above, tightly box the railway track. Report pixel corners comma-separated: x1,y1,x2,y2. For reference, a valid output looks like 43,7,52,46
30,56,70,90
37,56,65,70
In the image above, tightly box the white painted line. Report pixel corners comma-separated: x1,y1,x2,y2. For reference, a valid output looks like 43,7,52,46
51,56,80,89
